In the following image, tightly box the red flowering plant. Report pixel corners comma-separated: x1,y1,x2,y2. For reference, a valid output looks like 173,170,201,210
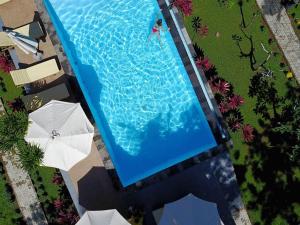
228,94,244,110
218,101,230,114
173,0,193,16
226,113,243,132
213,79,231,95
196,57,213,71
53,198,64,209
242,124,255,143
0,55,12,73
198,25,209,37
52,173,64,185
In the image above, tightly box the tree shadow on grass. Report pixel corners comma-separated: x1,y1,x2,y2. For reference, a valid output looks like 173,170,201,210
243,117,300,224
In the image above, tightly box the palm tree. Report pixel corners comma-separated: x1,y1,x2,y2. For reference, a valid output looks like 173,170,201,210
0,111,28,152
17,142,44,172
191,16,201,40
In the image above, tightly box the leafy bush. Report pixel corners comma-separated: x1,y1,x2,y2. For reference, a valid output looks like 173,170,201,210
173,0,193,16
0,112,28,151
17,142,44,172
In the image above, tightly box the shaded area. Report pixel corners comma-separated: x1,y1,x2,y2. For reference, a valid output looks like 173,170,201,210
77,151,240,225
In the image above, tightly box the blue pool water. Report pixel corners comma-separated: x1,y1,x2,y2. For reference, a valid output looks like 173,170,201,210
45,0,217,186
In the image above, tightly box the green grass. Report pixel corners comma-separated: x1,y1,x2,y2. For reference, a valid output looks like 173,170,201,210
0,70,23,102
287,4,300,38
183,1,299,224
30,167,59,202
0,172,22,225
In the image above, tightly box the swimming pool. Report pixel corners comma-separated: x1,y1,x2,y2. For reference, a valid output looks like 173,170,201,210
44,0,217,186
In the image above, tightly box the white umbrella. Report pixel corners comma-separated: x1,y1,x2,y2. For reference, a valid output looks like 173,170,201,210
6,31,38,54
158,194,221,225
76,210,130,225
25,100,94,171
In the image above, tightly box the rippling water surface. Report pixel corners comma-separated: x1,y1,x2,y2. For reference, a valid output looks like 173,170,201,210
47,0,216,185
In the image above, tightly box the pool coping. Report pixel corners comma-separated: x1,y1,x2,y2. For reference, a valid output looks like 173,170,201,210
34,0,232,189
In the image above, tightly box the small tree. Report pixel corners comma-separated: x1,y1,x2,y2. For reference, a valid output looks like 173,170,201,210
17,142,44,172
0,112,28,151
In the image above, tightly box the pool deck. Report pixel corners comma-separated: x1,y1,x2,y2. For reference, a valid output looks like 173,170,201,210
0,0,65,87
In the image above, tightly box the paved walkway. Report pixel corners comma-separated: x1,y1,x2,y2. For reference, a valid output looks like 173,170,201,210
1,153,47,225
257,0,300,83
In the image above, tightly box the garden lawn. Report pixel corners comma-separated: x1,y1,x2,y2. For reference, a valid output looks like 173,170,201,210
0,70,22,102
0,171,22,225
183,1,299,225
287,4,300,39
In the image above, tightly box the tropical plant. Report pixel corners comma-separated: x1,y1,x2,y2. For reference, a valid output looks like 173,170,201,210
191,16,202,40
213,79,231,95
0,55,12,73
0,111,28,151
17,142,44,172
173,0,193,16
226,112,243,132
242,124,254,143
195,57,213,71
53,199,64,209
198,25,209,37
218,101,229,113
192,16,202,33
52,173,63,185
228,94,244,110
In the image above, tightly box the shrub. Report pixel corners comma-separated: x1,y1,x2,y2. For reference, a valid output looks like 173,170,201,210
0,55,12,73
228,94,244,110
0,111,28,151
173,0,193,16
195,57,213,71
17,142,44,172
242,124,255,143
198,25,209,37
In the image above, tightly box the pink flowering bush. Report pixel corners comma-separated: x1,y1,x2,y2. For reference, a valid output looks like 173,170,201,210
198,25,209,37
53,198,64,209
0,55,12,73
173,0,193,16
228,95,244,110
196,57,213,71
242,124,255,143
218,101,229,113
213,80,231,95
52,173,64,185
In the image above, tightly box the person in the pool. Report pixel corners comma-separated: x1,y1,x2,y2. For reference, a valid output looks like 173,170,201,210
148,17,170,46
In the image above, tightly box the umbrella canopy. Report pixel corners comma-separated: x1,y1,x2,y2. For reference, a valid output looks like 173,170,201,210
25,100,94,171
76,210,130,225
158,194,221,225
6,31,38,54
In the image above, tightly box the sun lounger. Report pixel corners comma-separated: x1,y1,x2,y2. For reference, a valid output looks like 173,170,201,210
10,58,60,86
21,83,70,111
0,0,10,5
0,21,45,47
13,21,44,40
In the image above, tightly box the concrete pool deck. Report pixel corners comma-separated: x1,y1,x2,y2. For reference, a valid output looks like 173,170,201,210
0,0,64,86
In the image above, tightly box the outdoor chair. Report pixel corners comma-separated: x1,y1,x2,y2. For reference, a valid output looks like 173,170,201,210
21,83,70,111
0,21,45,47
0,0,10,5
10,58,60,86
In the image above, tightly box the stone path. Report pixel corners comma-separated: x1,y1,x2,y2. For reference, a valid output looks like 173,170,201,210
1,153,48,225
257,0,300,83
